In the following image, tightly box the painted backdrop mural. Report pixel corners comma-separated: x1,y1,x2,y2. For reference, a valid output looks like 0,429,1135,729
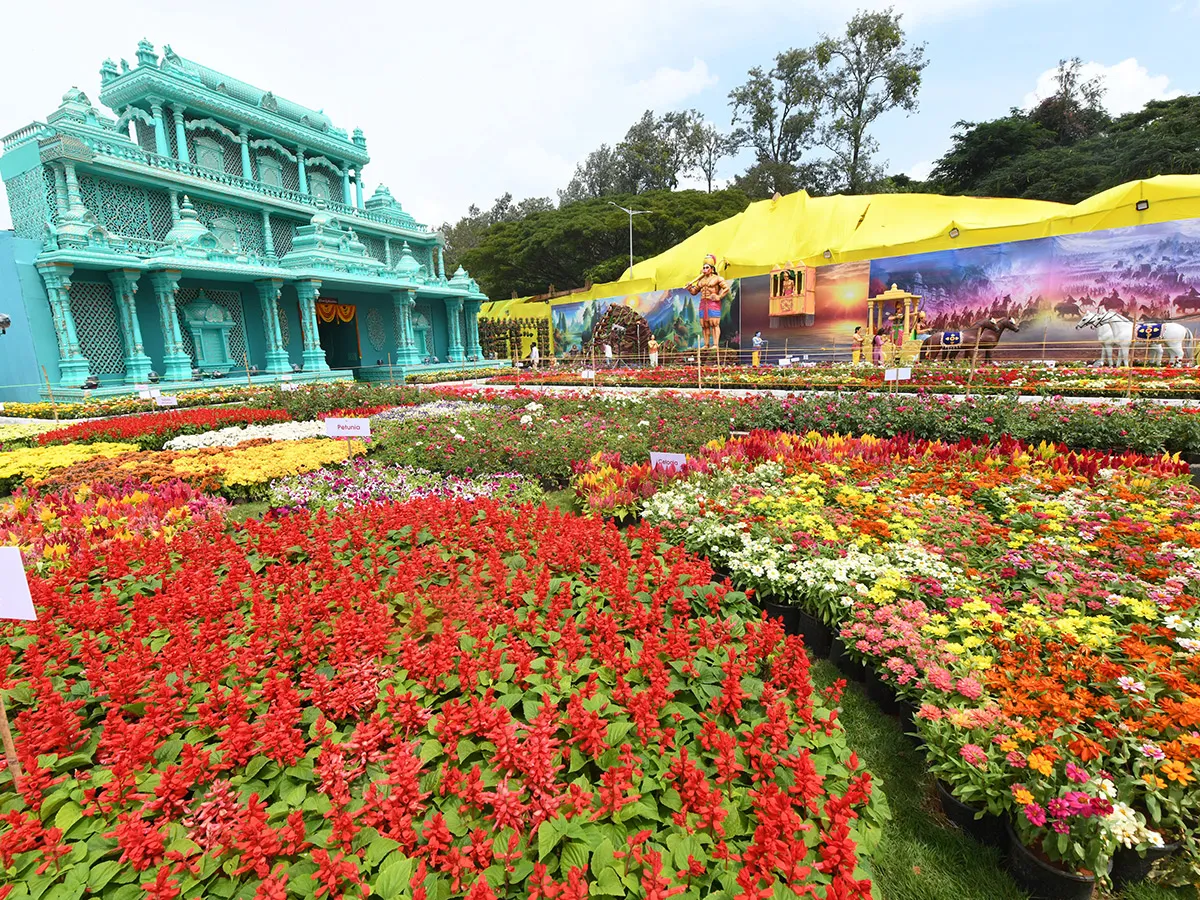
551,286,740,357
744,217,1200,362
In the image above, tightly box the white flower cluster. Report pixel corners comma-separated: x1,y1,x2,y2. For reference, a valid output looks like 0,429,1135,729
1104,801,1166,849
165,421,326,450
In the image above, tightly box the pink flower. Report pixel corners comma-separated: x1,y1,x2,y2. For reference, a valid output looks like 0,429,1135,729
955,677,983,700
1024,803,1047,827
1064,762,1088,784
1006,751,1026,769
959,744,988,768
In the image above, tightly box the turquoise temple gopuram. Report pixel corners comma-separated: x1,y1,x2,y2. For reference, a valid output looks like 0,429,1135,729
0,39,491,401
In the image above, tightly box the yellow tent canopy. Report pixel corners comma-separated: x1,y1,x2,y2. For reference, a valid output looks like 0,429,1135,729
598,175,1200,293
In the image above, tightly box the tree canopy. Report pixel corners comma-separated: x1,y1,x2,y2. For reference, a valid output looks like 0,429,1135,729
459,189,749,300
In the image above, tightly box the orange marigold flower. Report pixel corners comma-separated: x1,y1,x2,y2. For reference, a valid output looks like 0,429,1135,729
1027,752,1053,777
1142,772,1167,790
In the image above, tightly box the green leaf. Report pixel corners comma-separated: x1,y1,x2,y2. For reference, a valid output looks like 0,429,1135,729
374,852,414,898
590,837,616,876
53,801,83,837
537,817,568,861
594,867,626,896
88,860,123,892
282,783,307,807
366,836,401,867
561,840,590,874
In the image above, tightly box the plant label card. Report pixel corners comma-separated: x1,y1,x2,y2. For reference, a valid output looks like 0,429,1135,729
155,394,178,407
280,383,300,392
134,383,148,391
0,547,36,621
325,418,371,439
280,374,293,381
650,451,687,471
0,403,5,412
138,390,153,399
580,369,596,379
884,367,913,382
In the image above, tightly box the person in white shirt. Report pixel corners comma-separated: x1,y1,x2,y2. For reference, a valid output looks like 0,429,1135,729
529,343,540,368
603,342,613,367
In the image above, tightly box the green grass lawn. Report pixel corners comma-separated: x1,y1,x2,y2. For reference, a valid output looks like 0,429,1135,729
809,660,1196,900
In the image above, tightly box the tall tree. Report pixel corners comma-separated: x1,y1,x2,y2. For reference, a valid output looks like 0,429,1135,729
440,192,553,272
558,144,624,205
814,7,927,193
1027,57,1109,145
616,110,701,194
728,49,824,196
690,122,736,192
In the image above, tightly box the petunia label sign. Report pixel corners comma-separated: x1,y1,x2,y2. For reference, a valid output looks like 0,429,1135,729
0,547,36,621
324,417,371,438
154,394,178,407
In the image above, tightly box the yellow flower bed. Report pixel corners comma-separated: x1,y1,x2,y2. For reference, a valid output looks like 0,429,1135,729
0,422,60,444
165,438,365,491
0,442,140,486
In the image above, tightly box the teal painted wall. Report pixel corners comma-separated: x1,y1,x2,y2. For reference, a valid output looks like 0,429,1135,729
0,233,50,402
278,284,304,369
133,275,167,375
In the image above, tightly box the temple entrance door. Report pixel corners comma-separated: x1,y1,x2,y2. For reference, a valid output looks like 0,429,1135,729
315,301,362,369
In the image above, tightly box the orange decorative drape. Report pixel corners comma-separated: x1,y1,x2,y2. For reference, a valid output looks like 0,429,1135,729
316,301,338,323
336,304,356,324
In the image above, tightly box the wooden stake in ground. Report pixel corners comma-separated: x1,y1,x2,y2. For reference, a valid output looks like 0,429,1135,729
40,366,59,424
0,693,23,792
243,350,253,387
388,352,394,387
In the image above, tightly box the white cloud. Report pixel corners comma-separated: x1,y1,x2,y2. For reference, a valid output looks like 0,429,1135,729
0,0,1045,234
1023,58,1183,116
906,160,935,181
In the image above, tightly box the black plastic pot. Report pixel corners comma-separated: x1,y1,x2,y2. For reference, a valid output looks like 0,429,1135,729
795,608,833,658
759,600,800,636
936,780,1009,853
863,666,900,715
1005,821,1096,900
1110,841,1180,890
829,637,867,682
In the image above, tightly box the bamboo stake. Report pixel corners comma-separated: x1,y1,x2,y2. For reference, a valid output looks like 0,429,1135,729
41,367,59,424
243,350,253,387
0,694,23,792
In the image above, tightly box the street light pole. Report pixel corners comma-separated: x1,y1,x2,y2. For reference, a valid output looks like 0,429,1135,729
608,201,651,274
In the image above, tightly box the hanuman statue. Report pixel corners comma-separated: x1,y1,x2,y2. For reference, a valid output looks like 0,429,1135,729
687,254,730,350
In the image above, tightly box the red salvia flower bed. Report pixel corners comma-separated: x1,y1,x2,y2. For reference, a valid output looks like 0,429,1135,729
37,408,292,451
0,500,882,899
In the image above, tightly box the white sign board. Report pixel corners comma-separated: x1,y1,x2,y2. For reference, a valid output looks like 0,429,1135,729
324,418,371,439
155,394,179,407
0,547,36,621
134,383,148,392
280,382,301,392
0,403,5,412
138,390,153,400
649,451,688,472
777,357,793,368
884,367,913,382
280,373,293,381
580,369,596,379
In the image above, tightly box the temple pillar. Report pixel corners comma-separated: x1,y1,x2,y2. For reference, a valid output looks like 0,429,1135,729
294,279,330,372
297,146,308,195
261,210,276,261
61,161,87,221
171,104,190,163
464,300,482,359
392,290,420,365
341,168,352,206
148,270,193,382
437,246,446,280
51,164,69,221
355,167,365,209
108,269,154,384
384,237,392,267
239,128,253,180
36,262,92,389
443,297,465,362
255,279,291,374
149,102,170,157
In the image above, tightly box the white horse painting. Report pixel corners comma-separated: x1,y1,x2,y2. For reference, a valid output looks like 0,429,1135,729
1077,311,1194,366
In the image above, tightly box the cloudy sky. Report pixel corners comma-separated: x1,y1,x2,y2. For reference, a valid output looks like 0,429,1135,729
0,0,1194,232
